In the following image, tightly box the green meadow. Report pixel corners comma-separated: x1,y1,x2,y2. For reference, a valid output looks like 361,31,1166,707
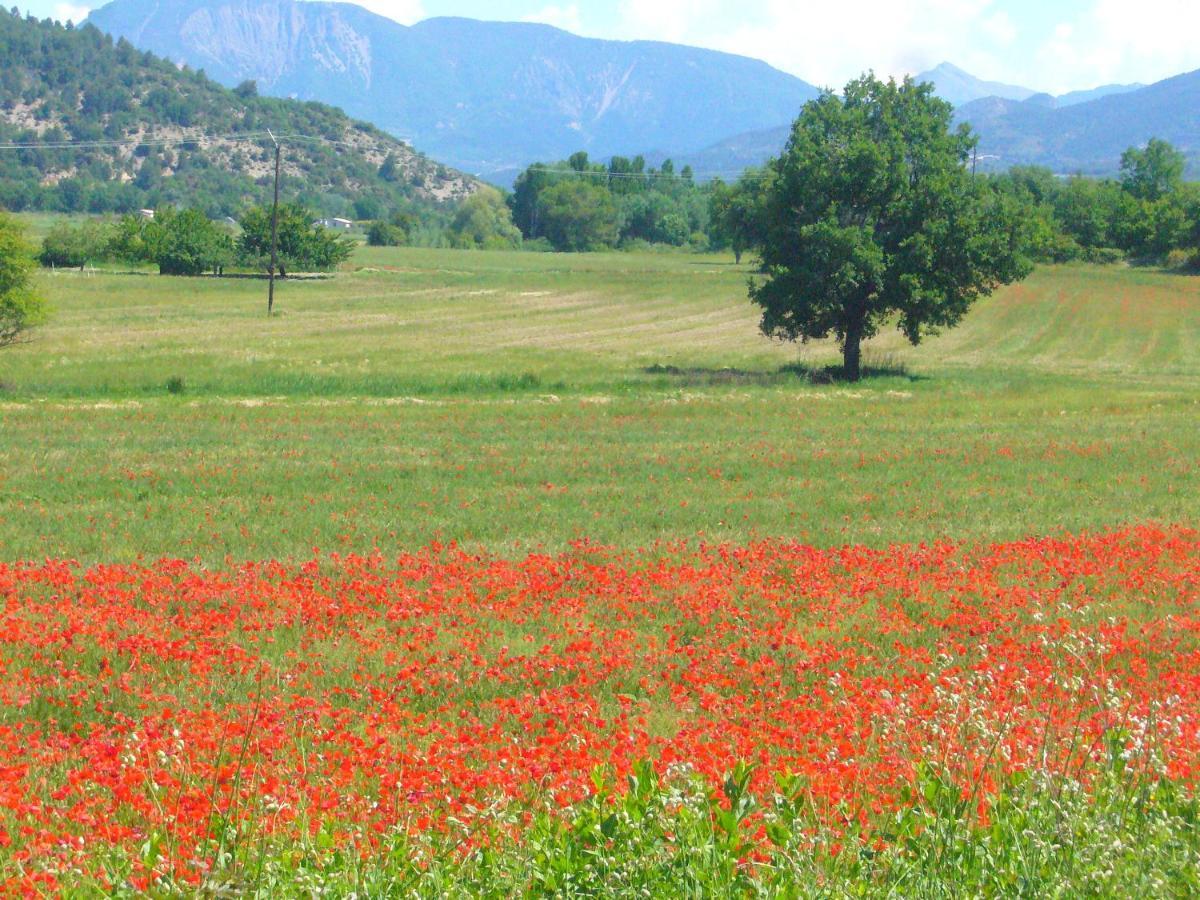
1,243,1197,562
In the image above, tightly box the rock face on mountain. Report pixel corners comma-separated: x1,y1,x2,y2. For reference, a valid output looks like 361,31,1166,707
88,0,821,179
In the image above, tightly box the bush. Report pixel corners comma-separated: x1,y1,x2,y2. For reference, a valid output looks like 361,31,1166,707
38,220,112,269
0,212,48,347
446,188,522,250
156,208,234,276
538,180,619,252
239,204,353,274
366,220,405,247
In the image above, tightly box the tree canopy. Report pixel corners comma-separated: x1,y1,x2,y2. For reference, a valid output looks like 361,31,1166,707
0,213,47,348
1121,139,1186,202
238,204,354,275
750,74,1031,381
537,181,620,252
447,188,522,250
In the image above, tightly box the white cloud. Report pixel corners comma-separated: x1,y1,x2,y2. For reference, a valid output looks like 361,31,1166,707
1034,0,1200,92
611,0,1015,89
522,4,583,33
614,0,726,46
602,0,1200,94
327,0,425,25
982,11,1017,47
53,2,91,23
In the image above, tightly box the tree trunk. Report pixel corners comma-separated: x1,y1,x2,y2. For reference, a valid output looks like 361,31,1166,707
843,320,864,382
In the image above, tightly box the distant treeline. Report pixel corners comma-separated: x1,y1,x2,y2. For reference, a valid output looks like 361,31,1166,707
363,154,729,253
507,153,714,252
37,204,352,276
710,138,1200,270
993,141,1200,266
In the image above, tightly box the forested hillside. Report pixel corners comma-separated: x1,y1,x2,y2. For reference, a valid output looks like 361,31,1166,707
0,9,476,218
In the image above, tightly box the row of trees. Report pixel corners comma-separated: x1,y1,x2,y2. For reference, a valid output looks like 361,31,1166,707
712,140,1200,272
508,153,711,252
993,140,1200,265
38,204,353,276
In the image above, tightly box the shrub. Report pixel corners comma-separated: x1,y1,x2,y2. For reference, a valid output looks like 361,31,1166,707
1166,248,1200,272
0,212,48,347
39,220,112,269
366,220,404,247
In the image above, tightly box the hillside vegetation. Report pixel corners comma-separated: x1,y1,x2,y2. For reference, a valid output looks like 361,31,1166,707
0,9,475,218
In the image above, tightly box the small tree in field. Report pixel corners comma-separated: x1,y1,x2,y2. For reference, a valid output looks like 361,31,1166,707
751,74,1031,381
239,204,353,275
39,220,112,270
0,212,47,348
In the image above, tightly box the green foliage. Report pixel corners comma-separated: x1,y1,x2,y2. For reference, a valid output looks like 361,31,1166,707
446,187,522,250
1121,138,1187,201
751,74,1032,380
107,209,232,276
367,210,423,247
238,204,353,274
74,753,1200,896
708,168,773,263
988,141,1200,265
0,211,47,347
152,208,233,276
366,220,405,247
38,219,112,269
510,154,712,252
537,181,620,252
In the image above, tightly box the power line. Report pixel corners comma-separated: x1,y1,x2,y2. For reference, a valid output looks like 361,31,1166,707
0,129,755,181
0,131,279,150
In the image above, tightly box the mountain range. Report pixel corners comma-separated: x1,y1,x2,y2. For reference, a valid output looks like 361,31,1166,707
87,0,821,180
688,68,1199,179
82,0,1200,183
912,62,1143,109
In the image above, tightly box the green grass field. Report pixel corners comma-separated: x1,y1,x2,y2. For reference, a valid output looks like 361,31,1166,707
1,245,1198,562
3,241,1200,895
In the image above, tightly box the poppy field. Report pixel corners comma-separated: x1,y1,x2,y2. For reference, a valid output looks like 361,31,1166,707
2,527,1200,893
1,246,1199,892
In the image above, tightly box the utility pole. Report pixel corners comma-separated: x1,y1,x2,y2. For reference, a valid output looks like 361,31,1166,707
267,130,281,316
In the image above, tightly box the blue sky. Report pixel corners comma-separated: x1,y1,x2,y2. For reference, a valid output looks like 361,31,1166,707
28,0,1200,94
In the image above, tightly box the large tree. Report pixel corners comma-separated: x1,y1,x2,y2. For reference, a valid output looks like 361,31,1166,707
447,187,523,250
0,212,48,348
537,181,619,252
1120,138,1186,202
750,74,1031,381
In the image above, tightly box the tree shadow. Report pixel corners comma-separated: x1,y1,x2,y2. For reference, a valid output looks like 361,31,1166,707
642,361,924,386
